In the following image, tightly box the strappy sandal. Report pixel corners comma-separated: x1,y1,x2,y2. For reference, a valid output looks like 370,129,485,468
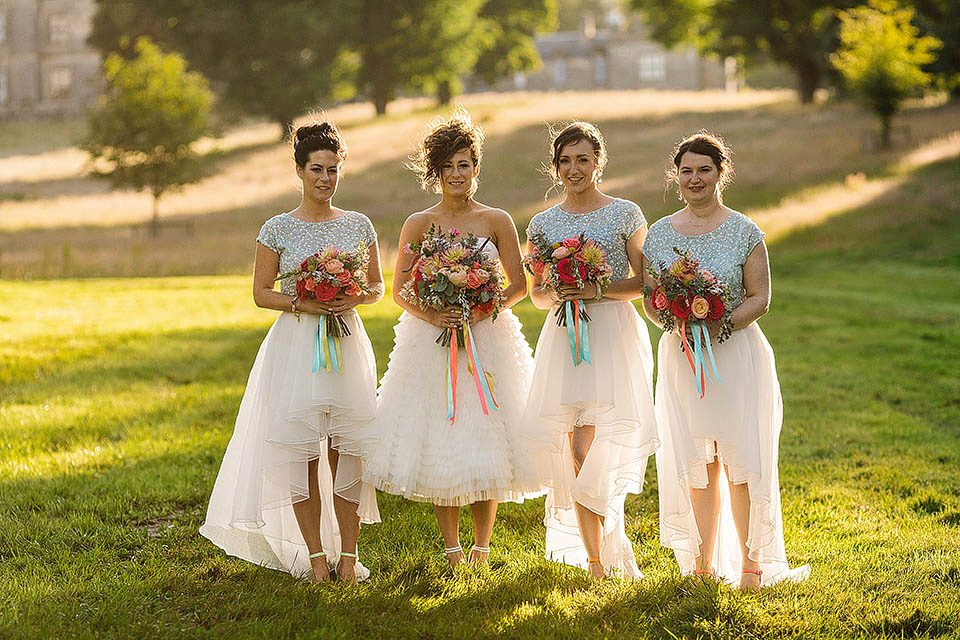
467,545,490,565
444,545,464,568
740,568,762,589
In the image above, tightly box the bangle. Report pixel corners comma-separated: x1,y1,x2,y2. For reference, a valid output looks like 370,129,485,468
291,296,301,320
594,282,605,301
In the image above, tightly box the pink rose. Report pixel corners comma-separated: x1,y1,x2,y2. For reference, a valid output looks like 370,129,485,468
652,286,668,311
324,259,344,274
336,270,352,284
552,246,571,259
466,271,483,289
691,295,710,319
561,237,581,251
345,282,362,296
304,277,316,292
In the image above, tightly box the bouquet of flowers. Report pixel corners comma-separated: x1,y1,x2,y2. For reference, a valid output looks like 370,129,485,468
645,247,733,397
277,245,371,374
523,232,613,366
400,225,504,423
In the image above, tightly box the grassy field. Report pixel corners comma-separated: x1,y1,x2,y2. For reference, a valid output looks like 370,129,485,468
2,92,960,638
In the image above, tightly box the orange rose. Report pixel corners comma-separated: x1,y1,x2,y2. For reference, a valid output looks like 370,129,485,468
691,295,710,319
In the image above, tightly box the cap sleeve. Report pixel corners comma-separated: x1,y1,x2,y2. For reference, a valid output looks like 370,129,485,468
525,212,542,242
256,216,282,253
357,212,377,248
621,200,647,240
744,216,766,254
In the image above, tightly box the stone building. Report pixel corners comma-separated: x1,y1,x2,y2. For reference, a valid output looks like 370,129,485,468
0,0,102,117
506,16,736,92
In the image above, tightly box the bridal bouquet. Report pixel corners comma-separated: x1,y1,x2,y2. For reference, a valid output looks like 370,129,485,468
646,247,733,397
400,225,504,423
523,232,612,366
277,245,371,374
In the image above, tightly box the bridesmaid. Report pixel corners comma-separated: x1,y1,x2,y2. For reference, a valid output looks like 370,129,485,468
360,109,541,567
641,130,810,588
200,121,384,584
523,122,659,579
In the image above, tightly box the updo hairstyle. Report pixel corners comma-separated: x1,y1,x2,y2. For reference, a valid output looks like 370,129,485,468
293,121,347,168
408,108,484,194
547,121,608,189
667,130,734,195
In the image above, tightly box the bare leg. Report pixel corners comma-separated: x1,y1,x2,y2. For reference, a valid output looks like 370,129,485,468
327,443,360,585
689,453,723,575
570,426,604,578
292,458,330,583
433,505,464,567
467,500,497,565
727,467,761,589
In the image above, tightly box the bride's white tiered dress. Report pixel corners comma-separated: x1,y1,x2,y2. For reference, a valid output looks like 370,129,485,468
200,211,380,580
360,238,542,516
522,199,659,578
643,211,810,586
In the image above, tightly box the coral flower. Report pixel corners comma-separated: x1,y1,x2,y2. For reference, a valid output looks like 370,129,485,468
691,295,710,319
552,246,571,259
652,286,668,311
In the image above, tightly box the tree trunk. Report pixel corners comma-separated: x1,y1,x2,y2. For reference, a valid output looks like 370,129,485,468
879,113,892,149
373,82,390,116
436,79,453,106
151,194,160,237
792,57,821,104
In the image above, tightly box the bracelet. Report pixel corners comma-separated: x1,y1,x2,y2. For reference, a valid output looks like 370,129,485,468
290,296,301,320
594,282,605,301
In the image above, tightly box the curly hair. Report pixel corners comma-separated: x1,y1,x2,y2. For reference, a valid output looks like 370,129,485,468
408,108,484,194
292,121,347,167
546,121,608,190
667,130,735,196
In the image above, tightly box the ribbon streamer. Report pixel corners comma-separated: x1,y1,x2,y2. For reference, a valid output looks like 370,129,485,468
564,300,592,366
312,314,342,374
446,329,458,424
464,321,499,415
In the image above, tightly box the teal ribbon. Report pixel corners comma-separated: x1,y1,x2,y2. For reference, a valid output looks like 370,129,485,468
326,329,340,373
565,301,578,364
465,322,498,413
577,300,591,365
692,319,704,395
313,316,325,373
700,322,722,383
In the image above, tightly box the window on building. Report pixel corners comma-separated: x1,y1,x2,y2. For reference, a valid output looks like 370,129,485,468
594,55,607,86
49,67,72,98
0,70,8,106
639,53,667,82
554,59,567,85
49,14,71,45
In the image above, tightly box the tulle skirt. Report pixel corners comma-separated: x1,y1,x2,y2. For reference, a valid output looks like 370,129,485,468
360,309,542,516
200,310,379,580
655,322,810,586
522,300,659,578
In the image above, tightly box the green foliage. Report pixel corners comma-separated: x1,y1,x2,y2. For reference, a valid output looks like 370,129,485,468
82,37,213,224
912,0,960,96
89,0,355,136
473,0,558,87
631,0,855,103
830,0,941,147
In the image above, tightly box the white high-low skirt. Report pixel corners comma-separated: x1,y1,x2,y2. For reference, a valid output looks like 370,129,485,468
200,310,379,580
522,299,659,578
360,309,542,516
655,322,810,586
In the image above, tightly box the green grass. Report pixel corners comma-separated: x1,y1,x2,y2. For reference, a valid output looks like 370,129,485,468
2,147,960,635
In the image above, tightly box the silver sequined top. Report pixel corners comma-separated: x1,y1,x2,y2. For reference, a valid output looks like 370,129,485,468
525,198,646,282
257,210,377,296
642,211,765,308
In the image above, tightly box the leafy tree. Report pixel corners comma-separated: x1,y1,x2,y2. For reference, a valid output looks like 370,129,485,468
472,0,558,89
83,37,214,234
341,0,487,115
830,0,941,148
89,0,353,137
630,0,856,103
912,0,960,98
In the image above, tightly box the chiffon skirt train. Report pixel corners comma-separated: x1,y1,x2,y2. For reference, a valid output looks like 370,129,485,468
200,310,379,580
655,322,810,586
522,300,659,578
360,310,542,518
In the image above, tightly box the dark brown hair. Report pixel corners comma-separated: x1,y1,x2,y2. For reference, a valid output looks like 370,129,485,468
547,121,608,189
408,108,484,194
293,121,347,167
668,130,734,195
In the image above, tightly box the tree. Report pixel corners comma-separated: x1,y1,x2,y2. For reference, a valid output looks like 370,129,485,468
89,1,354,138
472,0,558,89
913,0,960,98
340,0,488,115
630,0,856,103
83,37,214,234
830,0,941,148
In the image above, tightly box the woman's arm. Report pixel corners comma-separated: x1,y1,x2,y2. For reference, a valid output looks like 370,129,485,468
252,243,300,313
472,209,528,322
392,214,462,328
638,251,665,329
527,239,559,311
730,241,771,330
557,225,648,303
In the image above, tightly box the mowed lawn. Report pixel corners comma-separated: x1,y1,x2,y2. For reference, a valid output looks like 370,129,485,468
2,95,960,638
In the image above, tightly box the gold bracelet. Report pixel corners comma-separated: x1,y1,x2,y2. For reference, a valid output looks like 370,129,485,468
291,296,301,320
